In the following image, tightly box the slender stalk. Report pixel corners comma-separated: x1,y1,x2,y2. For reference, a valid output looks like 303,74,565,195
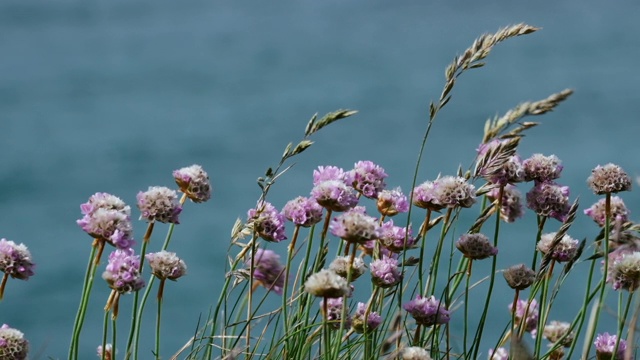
0,273,8,300
101,309,109,360
111,316,117,360
426,208,453,296
69,243,99,360
418,209,432,295
613,291,634,360
155,280,165,360
282,224,300,357
462,259,472,358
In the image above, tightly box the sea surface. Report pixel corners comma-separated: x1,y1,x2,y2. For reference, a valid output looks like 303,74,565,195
1,1,640,358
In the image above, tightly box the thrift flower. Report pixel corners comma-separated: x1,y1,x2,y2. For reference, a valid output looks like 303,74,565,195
488,185,524,223
304,269,350,298
247,201,287,242
412,180,441,211
97,344,114,360
102,248,145,294
587,163,632,195
376,187,409,216
77,194,135,249
526,181,570,222
537,232,579,263
401,347,432,360
0,324,28,360
584,196,630,227
522,154,563,182
245,248,286,295
351,302,382,333
313,165,353,185
607,250,640,291
488,347,508,360
543,321,574,347
370,256,402,288
80,192,129,215
311,180,359,212
403,295,450,327
503,264,535,290
173,164,212,203
136,186,182,224
476,139,524,185
594,332,626,360
146,251,187,281
455,233,498,260
329,256,366,281
330,207,381,244
413,176,476,210
282,196,324,227
320,297,350,329
379,220,416,253
509,299,539,333
348,160,388,199
0,239,35,280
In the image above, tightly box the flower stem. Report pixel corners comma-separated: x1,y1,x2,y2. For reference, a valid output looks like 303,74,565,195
69,243,99,360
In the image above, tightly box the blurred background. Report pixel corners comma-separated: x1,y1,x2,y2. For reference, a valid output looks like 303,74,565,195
1,0,640,358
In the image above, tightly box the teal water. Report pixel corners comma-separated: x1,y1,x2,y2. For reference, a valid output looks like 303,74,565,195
1,1,640,358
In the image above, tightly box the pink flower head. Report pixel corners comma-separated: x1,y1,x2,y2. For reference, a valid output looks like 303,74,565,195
537,232,579,263
136,186,182,224
376,187,409,217
0,239,35,281
102,248,145,294
584,196,629,227
348,160,388,199
246,248,286,295
587,163,632,195
282,196,324,227
320,297,350,329
526,181,570,222
247,201,287,242
412,176,475,211
488,185,524,223
476,139,524,185
370,256,402,288
379,220,416,253
0,324,29,359
313,165,354,186
403,295,450,326
351,302,382,333
509,299,538,333
455,233,498,260
173,164,212,203
77,193,135,248
311,180,359,212
607,250,640,291
594,332,626,360
146,250,187,281
522,154,563,183
330,207,381,244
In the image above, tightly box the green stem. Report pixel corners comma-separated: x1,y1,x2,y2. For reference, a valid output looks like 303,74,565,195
427,208,453,296
69,243,99,360
282,224,300,357
418,209,432,295
155,280,164,360
613,291,634,360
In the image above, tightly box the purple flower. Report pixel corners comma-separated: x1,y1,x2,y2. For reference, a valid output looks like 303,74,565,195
370,256,402,288
379,220,416,253
313,165,353,185
488,185,524,223
311,180,359,212
0,324,29,360
246,248,286,295
80,192,129,215
304,269,350,298
526,181,570,222
509,299,539,333
413,176,476,211
102,248,145,294
351,302,382,333
77,207,135,249
0,239,35,281
173,164,212,203
282,196,324,227
455,233,498,260
584,196,630,227
403,295,450,326
330,207,381,244
146,251,187,281
247,201,287,242
503,264,535,291
594,332,626,360
320,297,350,329
607,250,640,291
136,186,182,224
587,163,632,195
348,160,388,199
537,232,579,263
377,187,409,216
522,154,563,182
329,256,366,281
476,139,524,185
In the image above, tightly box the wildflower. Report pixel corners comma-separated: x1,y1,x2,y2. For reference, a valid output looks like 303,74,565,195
330,207,381,244
282,196,324,227
543,321,574,347
77,194,135,249
0,324,28,360
359,240,394,258
488,185,524,223
509,299,539,333
348,160,388,199
488,347,508,360
413,176,476,211
329,256,366,281
401,347,432,360
537,232,579,263
136,186,182,224
587,163,632,195
173,164,212,203
379,220,416,253
403,295,450,327
146,251,187,281
102,248,145,294
351,302,382,333
304,269,350,298
311,180,359,212
607,250,640,291
245,248,286,295
522,154,563,182
503,264,535,290
476,139,524,185
97,344,114,360
525,181,570,222
247,201,287,242
455,233,498,260
584,196,630,227
319,297,350,329
377,187,409,216
0,239,35,281
313,165,353,185
370,256,402,288
594,332,626,360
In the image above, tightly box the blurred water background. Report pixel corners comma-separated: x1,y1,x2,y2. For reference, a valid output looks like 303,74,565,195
2,1,640,358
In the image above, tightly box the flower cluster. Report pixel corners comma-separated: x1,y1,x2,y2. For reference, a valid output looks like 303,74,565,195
246,248,286,295
488,185,524,223
173,164,212,203
304,269,350,298
455,233,498,260
525,181,570,222
330,207,381,244
503,264,535,290
370,256,402,288
0,239,35,281
282,196,324,227
594,332,626,360
537,232,579,263
146,250,187,281
348,160,388,199
351,302,382,333
136,186,182,224
476,139,524,185
329,256,366,281
0,324,28,360
319,297,350,329
607,250,640,291
587,163,632,195
509,299,539,333
412,176,476,211
403,295,450,327
584,196,629,227
311,166,358,212
543,320,574,347
376,187,409,217
523,154,563,182
77,192,135,249
247,201,287,242
102,248,145,294
379,220,415,252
